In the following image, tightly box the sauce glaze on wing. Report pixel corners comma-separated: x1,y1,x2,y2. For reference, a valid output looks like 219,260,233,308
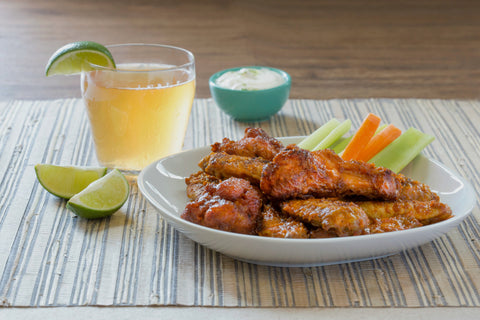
260,146,398,200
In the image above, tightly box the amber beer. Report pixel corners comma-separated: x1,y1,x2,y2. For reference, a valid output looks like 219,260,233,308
81,45,195,172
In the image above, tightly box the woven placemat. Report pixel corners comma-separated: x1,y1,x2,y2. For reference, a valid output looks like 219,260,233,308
0,98,478,307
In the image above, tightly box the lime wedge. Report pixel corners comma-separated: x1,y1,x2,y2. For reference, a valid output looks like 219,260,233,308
35,164,107,199
66,169,129,219
45,41,116,76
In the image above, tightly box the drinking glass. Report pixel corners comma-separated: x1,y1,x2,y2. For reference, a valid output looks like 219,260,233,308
81,44,195,173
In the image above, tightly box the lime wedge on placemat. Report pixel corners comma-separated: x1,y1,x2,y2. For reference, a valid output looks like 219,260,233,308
35,164,107,199
66,169,129,219
45,41,116,76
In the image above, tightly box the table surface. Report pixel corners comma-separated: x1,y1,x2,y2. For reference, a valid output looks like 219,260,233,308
2,0,480,101
0,98,479,320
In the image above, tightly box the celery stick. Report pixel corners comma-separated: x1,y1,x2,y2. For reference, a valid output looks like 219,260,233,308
369,127,434,173
376,124,388,134
331,136,352,154
313,119,351,151
298,119,340,150
331,124,387,154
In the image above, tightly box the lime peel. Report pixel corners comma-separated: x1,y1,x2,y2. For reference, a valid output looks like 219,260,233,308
66,169,129,219
45,41,116,76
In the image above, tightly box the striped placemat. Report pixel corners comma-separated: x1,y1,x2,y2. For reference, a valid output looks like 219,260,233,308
0,98,478,307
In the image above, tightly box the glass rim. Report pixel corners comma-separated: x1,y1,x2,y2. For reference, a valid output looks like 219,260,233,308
88,43,195,73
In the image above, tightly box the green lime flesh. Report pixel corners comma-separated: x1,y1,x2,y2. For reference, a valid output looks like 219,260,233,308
45,41,115,76
35,164,107,199
66,169,129,219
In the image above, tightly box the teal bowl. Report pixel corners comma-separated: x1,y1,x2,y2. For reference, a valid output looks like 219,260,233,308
209,66,291,122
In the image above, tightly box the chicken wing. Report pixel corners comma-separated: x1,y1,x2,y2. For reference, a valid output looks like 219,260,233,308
368,216,422,233
181,177,263,235
357,200,452,224
199,151,268,184
396,174,440,201
258,204,308,238
281,197,451,237
308,227,339,238
211,127,284,160
261,146,398,200
185,171,220,200
280,198,370,237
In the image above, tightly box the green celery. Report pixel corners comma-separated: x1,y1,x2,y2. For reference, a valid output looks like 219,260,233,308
313,119,351,151
369,127,434,173
375,124,388,134
298,119,340,150
331,136,352,154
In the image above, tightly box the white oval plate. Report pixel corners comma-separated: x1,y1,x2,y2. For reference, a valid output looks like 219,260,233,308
138,137,476,267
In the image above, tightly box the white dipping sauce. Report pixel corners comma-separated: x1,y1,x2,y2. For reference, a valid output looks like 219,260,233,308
216,68,285,91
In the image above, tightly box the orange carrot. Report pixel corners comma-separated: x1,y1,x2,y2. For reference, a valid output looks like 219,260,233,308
341,113,381,161
356,124,402,162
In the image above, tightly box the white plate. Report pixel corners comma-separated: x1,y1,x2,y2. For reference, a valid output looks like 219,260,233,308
138,137,476,267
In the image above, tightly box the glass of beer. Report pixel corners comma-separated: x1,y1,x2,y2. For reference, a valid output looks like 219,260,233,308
81,44,195,173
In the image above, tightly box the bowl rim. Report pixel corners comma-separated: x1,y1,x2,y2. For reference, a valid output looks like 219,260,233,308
209,66,291,93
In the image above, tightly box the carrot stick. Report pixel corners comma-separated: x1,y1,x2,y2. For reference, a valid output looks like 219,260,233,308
341,113,381,161
355,124,402,162
332,124,387,154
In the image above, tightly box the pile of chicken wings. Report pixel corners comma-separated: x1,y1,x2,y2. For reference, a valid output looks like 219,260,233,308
181,128,451,238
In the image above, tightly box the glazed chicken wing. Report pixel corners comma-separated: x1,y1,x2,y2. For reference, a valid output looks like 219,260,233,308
308,227,339,238
396,174,440,201
211,127,284,161
185,171,220,200
258,204,308,238
181,177,262,235
357,200,452,224
199,151,268,184
281,197,451,237
280,198,371,237
368,216,422,233
261,146,398,200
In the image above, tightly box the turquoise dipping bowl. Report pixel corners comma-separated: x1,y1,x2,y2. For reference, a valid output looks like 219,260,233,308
209,66,291,122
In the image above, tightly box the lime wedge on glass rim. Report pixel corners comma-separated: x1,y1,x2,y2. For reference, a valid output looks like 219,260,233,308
66,169,129,219
45,41,116,76
35,164,107,199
